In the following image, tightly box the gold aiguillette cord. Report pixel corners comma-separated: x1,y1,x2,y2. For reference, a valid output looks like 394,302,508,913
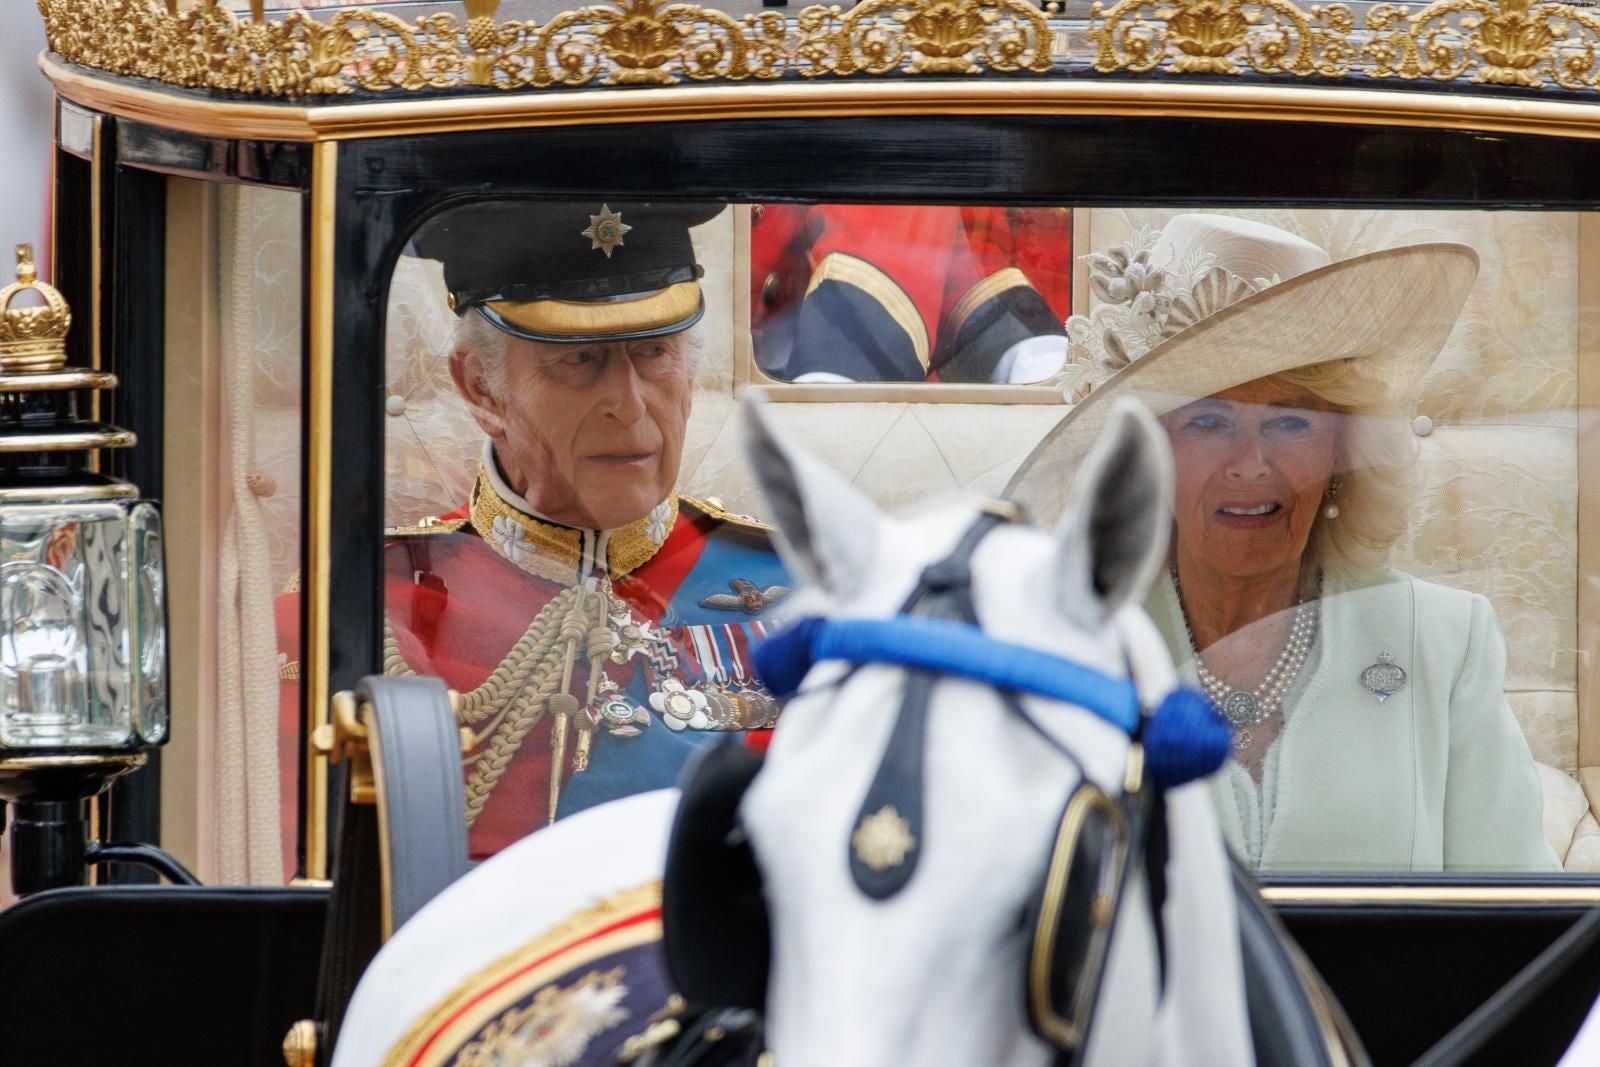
547,586,618,824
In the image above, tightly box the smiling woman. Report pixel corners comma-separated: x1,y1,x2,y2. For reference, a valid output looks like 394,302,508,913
1008,213,1559,873
1163,379,1342,593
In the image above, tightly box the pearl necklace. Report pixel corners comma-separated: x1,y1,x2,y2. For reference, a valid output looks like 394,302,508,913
1171,565,1319,750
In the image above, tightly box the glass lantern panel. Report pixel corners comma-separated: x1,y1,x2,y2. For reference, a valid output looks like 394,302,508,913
131,502,168,745
0,501,136,748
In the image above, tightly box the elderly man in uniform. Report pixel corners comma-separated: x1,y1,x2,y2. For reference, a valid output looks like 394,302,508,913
280,202,790,863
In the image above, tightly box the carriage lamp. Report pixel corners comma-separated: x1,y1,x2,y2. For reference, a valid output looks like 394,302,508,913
0,243,175,895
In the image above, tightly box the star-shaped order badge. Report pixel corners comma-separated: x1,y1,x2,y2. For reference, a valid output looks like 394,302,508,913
581,205,632,258
593,677,650,738
609,611,665,664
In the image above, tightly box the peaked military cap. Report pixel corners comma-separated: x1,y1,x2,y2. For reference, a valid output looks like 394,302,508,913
415,201,725,343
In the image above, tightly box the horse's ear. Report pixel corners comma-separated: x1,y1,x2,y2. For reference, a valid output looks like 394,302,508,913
742,394,880,599
1049,398,1173,628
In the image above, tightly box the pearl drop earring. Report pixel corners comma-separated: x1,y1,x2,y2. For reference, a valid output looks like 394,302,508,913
1324,475,1342,520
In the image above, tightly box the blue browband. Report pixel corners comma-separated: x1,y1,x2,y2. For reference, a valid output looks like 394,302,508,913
753,614,1230,789
822,617,1138,733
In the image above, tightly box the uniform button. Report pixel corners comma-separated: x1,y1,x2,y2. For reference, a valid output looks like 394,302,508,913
1412,414,1433,437
761,272,782,306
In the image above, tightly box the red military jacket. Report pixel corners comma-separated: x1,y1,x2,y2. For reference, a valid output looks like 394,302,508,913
278,473,790,867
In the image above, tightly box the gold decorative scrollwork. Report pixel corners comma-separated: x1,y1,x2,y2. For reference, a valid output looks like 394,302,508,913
33,0,1600,96
532,0,763,87
1088,0,1356,76
36,0,1054,95
826,0,1055,75
1364,0,1600,89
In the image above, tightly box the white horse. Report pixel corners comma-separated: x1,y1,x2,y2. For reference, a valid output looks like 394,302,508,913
330,399,1334,1067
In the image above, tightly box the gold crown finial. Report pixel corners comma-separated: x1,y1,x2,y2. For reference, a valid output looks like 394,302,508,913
0,244,71,374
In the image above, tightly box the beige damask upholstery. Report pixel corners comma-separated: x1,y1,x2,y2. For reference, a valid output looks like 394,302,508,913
1542,762,1591,865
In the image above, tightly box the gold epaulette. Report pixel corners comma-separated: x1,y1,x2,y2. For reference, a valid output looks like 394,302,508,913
386,515,469,537
681,495,772,532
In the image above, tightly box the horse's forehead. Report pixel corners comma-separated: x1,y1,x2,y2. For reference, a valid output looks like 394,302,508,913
836,505,984,608
851,509,1115,659
869,506,1055,592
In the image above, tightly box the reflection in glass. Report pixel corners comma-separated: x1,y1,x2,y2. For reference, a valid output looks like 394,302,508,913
1007,213,1558,873
0,502,157,749
131,503,168,745
751,204,1074,384
0,561,88,738
372,200,1596,875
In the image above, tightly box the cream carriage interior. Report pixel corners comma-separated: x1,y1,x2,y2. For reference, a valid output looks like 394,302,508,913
21,0,1600,1062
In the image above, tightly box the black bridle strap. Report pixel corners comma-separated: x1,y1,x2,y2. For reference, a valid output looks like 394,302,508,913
845,510,1015,898
893,508,1013,624
1005,692,1172,1013
848,669,936,898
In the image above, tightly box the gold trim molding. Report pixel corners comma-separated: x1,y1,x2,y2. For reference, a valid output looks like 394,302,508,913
36,0,1052,96
44,52,1600,144
1262,885,1600,905
37,0,1600,99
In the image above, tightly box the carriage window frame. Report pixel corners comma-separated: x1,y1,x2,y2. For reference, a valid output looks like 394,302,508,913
54,58,1600,898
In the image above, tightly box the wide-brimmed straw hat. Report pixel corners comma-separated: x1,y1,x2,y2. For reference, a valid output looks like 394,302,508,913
1004,214,1479,524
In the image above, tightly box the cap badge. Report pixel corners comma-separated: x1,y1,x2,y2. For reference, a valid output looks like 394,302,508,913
1359,650,1407,703
582,205,632,258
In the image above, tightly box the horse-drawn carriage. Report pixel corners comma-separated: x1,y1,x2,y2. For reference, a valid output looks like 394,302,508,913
13,0,1600,1062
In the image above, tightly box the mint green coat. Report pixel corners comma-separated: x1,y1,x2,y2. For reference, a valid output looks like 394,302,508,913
1148,571,1559,872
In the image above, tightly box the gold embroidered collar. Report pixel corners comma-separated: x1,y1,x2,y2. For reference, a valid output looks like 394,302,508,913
469,461,678,581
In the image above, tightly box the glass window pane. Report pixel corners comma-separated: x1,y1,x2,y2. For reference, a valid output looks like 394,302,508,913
382,199,1593,876
164,178,304,884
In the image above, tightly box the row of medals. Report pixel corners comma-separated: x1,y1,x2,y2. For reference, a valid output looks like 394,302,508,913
587,600,780,737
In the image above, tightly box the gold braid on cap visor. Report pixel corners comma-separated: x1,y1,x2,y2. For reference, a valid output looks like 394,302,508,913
485,281,702,342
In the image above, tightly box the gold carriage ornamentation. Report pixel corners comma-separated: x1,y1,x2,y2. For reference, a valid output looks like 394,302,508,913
36,0,1600,95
